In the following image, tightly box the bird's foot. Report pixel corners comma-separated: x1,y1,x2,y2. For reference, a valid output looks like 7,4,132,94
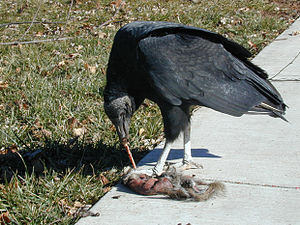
165,160,203,172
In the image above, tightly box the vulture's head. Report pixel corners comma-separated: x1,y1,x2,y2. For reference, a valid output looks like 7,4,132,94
104,94,136,145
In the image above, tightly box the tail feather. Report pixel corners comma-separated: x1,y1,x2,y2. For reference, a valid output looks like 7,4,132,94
247,101,288,122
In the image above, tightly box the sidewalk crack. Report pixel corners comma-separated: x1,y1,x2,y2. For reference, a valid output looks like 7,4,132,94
203,178,300,190
269,50,300,80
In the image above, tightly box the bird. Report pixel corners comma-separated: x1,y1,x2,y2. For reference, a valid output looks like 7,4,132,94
104,21,287,176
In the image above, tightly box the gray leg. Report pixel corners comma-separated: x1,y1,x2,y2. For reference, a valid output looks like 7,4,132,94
182,122,203,169
167,123,202,171
153,141,172,176
183,122,192,163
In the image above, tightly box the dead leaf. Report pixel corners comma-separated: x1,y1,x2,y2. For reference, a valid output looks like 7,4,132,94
58,60,66,67
0,184,5,191
31,120,52,139
84,63,89,70
0,148,8,155
0,211,11,224
68,207,77,216
220,17,227,25
73,127,86,137
59,199,68,208
34,119,43,129
290,30,300,36
66,74,72,80
68,53,81,58
8,144,18,153
109,124,116,132
41,70,49,77
16,67,21,73
238,7,250,12
35,31,43,37
15,100,28,110
75,0,82,4
100,67,106,75
68,117,80,129
139,128,145,136
67,201,95,218
89,66,96,74
22,103,29,110
54,177,61,182
248,40,258,50
83,63,97,73
41,129,52,137
81,116,95,125
103,187,111,193
98,32,106,39
111,0,124,8
0,81,8,90
76,45,83,51
74,201,85,208
112,195,121,199
99,174,109,185
142,102,150,107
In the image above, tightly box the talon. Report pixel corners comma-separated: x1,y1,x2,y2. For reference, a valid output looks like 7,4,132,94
168,160,203,172
183,160,203,169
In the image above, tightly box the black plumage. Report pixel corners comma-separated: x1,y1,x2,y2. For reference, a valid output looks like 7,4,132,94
104,21,286,175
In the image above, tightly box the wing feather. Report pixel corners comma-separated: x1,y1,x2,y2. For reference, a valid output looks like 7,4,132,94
137,33,282,116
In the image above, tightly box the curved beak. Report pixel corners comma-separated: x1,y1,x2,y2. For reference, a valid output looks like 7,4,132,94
117,124,136,169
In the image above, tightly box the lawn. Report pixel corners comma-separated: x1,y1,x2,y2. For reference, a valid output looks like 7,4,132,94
0,0,299,224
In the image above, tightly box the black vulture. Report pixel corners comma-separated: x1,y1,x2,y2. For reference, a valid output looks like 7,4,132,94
104,21,287,176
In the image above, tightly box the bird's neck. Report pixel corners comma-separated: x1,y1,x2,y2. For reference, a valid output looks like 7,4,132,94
104,81,129,101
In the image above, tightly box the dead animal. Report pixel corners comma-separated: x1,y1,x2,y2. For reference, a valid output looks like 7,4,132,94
123,168,225,201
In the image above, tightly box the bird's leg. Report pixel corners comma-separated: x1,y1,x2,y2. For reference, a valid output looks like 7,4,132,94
167,123,202,171
183,122,192,163
182,122,203,169
152,141,172,176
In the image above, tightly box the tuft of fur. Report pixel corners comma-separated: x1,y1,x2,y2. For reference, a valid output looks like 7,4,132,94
162,169,225,201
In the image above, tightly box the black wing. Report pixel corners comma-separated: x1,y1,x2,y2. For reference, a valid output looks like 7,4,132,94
137,32,284,117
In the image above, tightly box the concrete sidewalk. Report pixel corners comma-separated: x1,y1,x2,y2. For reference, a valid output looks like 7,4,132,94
78,18,300,225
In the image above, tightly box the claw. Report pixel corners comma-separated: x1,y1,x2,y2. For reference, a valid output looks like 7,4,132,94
166,160,203,172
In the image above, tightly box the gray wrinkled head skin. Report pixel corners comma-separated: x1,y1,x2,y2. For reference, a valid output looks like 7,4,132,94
104,93,136,143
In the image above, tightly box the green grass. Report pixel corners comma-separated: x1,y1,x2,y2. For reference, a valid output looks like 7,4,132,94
0,0,299,224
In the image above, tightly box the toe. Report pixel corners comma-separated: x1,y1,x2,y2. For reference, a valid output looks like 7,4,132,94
167,160,203,172
184,160,203,169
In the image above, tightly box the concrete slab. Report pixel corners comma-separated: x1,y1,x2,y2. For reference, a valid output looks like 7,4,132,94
173,81,299,188
77,184,299,225
252,18,300,80
77,18,300,225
